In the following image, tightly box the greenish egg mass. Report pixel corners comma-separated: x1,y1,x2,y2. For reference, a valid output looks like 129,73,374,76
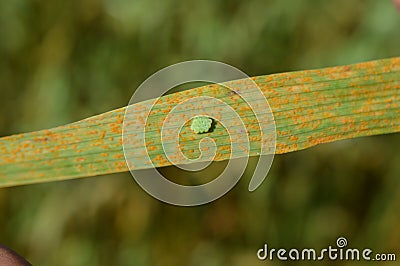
190,116,213,134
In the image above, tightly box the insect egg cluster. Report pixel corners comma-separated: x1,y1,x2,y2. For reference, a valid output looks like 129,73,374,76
190,117,213,134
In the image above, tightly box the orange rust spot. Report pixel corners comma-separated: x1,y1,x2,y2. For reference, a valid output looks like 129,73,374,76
114,161,127,171
34,137,49,142
153,155,163,162
148,146,157,151
116,115,123,124
87,130,99,135
111,126,121,134
22,143,30,148
114,154,124,159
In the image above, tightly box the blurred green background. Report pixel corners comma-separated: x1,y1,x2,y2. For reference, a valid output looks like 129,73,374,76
1,0,400,265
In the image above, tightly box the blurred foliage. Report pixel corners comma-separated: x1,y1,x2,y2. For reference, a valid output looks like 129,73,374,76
0,0,399,265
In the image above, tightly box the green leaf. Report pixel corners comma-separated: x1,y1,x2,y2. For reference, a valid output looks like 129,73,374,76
0,57,399,187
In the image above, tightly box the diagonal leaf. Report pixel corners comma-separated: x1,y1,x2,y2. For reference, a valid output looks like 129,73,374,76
0,57,399,187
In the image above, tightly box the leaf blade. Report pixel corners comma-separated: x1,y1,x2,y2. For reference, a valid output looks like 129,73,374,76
0,57,399,187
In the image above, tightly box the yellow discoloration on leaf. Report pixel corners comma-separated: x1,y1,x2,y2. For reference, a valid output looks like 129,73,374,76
0,57,399,187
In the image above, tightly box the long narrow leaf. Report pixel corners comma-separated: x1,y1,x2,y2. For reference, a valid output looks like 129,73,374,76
0,57,399,187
